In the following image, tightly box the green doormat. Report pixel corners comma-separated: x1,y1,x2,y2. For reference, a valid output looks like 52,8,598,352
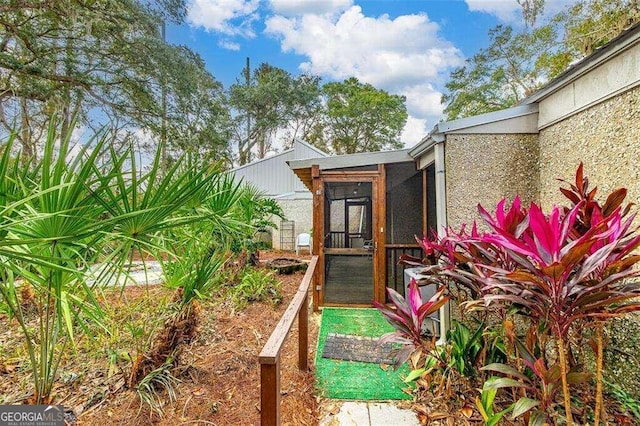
315,307,413,400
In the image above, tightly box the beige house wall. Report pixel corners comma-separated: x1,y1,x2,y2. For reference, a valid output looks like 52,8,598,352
538,85,640,397
444,133,540,229
538,85,640,212
271,198,313,250
537,42,640,129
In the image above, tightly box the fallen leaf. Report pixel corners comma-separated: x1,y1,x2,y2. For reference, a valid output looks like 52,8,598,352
460,405,473,418
0,364,17,373
412,404,428,415
429,412,448,420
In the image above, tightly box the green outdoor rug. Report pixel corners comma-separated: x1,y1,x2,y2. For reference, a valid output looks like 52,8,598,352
315,307,413,400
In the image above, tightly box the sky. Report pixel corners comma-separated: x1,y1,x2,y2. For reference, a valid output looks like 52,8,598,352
166,0,571,148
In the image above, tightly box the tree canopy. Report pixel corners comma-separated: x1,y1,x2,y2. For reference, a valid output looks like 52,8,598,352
0,0,230,161
229,67,407,163
319,77,407,155
442,0,639,120
228,63,322,164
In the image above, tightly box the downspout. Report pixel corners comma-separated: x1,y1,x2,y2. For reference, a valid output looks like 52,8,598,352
433,135,449,345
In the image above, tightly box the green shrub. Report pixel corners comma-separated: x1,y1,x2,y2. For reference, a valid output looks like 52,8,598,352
231,269,282,309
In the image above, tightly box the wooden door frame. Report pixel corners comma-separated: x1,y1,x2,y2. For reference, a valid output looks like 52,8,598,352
311,165,386,310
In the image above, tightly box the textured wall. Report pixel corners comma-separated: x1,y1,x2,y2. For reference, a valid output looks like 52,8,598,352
539,85,640,397
445,134,540,229
271,199,314,250
538,85,640,211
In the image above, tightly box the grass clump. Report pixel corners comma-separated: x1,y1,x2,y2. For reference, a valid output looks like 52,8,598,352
231,269,282,310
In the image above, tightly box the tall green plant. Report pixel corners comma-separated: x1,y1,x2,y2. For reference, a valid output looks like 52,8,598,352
0,119,219,404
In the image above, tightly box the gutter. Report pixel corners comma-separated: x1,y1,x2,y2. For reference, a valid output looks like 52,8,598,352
433,139,449,345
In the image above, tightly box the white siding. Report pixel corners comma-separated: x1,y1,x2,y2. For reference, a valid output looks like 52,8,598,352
231,140,326,197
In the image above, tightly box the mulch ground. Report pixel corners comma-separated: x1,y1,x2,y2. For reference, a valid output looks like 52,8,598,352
0,250,319,425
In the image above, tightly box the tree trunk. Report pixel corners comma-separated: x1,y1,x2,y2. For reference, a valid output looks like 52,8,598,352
557,337,573,426
594,321,604,426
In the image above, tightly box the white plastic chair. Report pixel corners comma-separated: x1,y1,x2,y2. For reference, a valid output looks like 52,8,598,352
296,233,311,255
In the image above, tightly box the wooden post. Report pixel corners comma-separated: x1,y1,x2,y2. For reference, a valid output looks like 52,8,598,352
298,293,308,371
260,359,281,426
259,256,317,425
375,164,387,303
311,165,322,311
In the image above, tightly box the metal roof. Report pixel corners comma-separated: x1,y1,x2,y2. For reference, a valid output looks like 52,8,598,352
408,104,538,159
231,140,328,196
231,139,327,173
287,149,414,190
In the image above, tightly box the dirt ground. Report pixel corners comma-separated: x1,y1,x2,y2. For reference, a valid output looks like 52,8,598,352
0,250,320,425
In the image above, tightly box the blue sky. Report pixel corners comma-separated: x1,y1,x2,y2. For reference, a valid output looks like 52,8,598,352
167,0,571,147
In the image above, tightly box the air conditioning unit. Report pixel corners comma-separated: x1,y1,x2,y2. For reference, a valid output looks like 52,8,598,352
404,267,442,338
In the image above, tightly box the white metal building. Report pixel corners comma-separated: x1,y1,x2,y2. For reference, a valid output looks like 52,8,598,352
231,140,328,249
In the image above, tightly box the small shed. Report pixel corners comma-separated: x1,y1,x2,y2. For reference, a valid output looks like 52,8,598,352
231,140,328,249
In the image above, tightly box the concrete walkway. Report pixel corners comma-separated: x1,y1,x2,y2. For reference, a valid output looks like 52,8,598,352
89,261,164,286
319,401,420,426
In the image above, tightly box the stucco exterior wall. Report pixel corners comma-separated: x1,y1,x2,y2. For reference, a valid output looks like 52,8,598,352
538,85,640,211
444,134,540,229
538,85,640,397
271,198,314,250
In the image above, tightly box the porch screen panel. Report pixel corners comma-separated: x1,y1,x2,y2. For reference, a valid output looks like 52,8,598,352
385,162,424,295
323,181,374,304
323,253,374,304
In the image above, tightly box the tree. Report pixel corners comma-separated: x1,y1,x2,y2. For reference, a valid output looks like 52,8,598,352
518,0,545,27
162,46,231,163
228,63,322,164
0,0,230,160
442,0,639,120
316,77,407,154
442,24,568,120
561,0,640,55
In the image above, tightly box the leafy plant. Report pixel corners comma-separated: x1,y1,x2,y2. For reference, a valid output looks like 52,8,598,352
482,337,591,424
400,164,640,425
0,118,221,404
476,377,515,426
374,278,449,368
128,235,230,388
605,379,640,422
447,321,486,378
135,360,181,417
231,269,282,310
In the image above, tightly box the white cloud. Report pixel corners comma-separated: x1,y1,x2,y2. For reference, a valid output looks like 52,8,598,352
219,39,241,50
265,6,463,89
265,5,462,146
187,0,260,36
400,116,428,147
397,84,444,146
269,0,352,16
401,83,444,120
466,0,522,23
